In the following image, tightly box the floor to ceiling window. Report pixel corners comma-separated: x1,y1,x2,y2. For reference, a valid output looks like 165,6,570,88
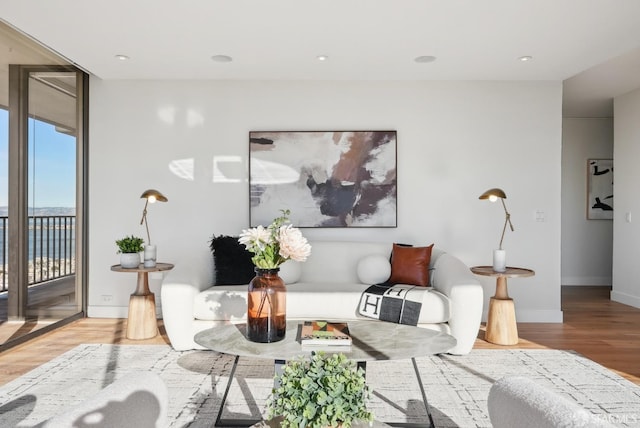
0,21,88,348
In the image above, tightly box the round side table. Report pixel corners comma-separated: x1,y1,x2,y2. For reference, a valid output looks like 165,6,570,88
470,266,535,346
111,262,174,340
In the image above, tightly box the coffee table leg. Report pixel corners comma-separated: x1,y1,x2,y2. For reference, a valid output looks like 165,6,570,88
215,355,261,427
215,357,435,428
412,357,435,428
384,358,435,428
273,359,286,389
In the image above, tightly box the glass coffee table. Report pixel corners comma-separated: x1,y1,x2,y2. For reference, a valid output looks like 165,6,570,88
195,320,456,428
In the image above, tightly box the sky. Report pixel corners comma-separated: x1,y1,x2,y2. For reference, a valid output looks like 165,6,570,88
0,108,76,208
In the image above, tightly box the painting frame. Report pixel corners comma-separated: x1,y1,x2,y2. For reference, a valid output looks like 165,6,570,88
249,131,397,228
587,158,613,220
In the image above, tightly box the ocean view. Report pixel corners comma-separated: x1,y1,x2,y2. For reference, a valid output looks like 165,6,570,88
0,229,76,262
0,207,76,263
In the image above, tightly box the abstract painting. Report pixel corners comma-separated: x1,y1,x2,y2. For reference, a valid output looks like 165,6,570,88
249,131,397,227
587,159,613,220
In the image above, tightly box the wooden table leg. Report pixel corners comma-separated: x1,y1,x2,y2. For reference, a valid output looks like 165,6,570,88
485,276,518,345
126,272,158,340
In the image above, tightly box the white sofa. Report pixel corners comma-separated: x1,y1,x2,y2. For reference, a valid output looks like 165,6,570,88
161,241,483,355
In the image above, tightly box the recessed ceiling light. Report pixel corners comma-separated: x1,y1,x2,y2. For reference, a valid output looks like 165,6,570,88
414,55,437,63
115,54,130,61
519,55,533,62
316,55,329,61
211,55,233,63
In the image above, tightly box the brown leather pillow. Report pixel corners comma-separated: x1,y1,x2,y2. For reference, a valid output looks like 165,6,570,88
389,243,434,286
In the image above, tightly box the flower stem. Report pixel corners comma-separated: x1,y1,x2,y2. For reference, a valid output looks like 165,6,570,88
256,287,271,317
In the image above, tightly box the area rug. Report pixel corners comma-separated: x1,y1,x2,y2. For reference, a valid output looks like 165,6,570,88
1,345,639,427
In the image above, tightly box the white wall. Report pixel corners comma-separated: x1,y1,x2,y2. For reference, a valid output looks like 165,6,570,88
88,79,563,322
612,88,640,308
561,118,613,285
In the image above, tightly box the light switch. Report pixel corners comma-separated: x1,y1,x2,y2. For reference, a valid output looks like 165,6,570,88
626,212,632,223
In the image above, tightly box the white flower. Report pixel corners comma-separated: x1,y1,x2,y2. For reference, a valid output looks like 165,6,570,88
239,225,271,252
239,210,311,269
278,224,311,262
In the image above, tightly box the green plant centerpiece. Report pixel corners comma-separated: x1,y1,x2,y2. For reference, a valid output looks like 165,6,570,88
267,352,374,428
115,235,145,253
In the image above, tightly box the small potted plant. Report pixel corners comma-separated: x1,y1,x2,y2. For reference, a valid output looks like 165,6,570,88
116,235,144,268
267,352,374,428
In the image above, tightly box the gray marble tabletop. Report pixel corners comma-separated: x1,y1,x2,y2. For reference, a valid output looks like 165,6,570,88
194,320,456,361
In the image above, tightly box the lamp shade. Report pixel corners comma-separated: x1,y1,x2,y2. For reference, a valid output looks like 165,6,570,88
479,188,507,200
140,189,168,203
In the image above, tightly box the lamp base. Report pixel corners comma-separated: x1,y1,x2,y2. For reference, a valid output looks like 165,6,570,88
144,245,157,268
493,249,506,272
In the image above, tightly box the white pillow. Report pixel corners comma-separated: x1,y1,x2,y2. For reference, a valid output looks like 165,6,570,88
279,261,302,284
356,254,391,285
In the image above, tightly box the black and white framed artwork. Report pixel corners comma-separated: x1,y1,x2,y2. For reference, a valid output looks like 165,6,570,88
587,159,613,220
249,131,397,228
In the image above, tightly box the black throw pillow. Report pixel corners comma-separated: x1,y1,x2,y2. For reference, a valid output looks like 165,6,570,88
209,235,255,285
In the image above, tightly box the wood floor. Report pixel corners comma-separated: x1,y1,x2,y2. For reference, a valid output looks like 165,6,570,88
0,286,638,387
0,277,78,344
475,286,640,384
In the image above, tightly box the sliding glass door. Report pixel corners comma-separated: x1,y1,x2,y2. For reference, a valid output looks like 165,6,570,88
4,65,87,341
26,69,84,318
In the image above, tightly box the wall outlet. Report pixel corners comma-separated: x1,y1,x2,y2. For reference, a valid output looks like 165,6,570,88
535,210,546,222
101,294,113,302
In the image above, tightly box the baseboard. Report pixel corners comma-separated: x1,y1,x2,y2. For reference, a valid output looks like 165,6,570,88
482,309,563,323
87,305,162,318
561,276,611,286
610,290,640,309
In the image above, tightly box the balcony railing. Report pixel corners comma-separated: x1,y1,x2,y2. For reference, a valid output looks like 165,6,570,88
0,215,76,292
